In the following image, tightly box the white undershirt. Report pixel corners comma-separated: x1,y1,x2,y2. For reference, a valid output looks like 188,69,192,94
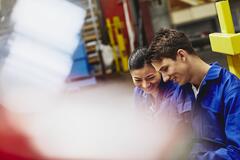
191,76,206,99
191,85,199,99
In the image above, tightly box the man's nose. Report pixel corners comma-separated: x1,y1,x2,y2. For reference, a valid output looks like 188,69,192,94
162,73,170,82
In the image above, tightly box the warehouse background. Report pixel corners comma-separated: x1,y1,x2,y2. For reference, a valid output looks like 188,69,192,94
2,0,240,82
0,0,239,159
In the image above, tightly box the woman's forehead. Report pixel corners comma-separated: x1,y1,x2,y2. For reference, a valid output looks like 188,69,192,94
131,66,157,77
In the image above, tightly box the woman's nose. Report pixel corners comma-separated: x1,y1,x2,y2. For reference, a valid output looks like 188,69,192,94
142,80,150,89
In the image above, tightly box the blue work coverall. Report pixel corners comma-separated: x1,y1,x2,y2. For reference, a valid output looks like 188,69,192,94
178,63,240,160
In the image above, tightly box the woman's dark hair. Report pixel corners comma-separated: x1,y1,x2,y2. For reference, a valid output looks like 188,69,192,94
128,48,149,71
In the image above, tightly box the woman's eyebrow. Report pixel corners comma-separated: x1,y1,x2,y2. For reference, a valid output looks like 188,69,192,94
145,74,155,78
133,77,142,80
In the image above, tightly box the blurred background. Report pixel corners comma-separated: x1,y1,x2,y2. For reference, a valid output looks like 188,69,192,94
0,0,239,159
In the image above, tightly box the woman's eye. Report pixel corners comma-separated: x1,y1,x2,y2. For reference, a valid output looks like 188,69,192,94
134,79,142,82
147,76,155,80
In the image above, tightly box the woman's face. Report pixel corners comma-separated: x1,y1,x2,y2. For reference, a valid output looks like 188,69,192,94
131,64,161,95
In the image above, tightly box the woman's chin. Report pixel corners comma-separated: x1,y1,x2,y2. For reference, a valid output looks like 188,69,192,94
144,88,156,95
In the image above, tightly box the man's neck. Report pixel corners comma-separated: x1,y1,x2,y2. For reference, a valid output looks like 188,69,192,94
190,58,210,89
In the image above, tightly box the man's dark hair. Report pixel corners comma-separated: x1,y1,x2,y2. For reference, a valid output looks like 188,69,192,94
128,48,149,71
147,28,195,61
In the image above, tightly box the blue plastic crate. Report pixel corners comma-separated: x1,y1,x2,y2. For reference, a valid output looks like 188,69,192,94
70,58,91,78
72,41,87,60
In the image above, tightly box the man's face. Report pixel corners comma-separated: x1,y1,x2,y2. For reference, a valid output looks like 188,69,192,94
151,51,190,85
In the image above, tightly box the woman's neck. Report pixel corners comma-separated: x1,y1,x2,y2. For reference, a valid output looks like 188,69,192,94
151,90,159,99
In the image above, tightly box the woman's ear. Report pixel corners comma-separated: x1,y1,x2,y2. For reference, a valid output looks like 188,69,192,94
176,49,187,62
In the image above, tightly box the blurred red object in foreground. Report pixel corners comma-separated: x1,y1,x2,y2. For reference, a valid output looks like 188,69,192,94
0,106,46,160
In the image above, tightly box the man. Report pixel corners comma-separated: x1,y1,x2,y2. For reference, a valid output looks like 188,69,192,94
147,28,240,159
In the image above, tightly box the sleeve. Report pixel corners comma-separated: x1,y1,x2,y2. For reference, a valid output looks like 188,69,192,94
194,87,240,160
168,84,193,115
161,81,176,99
158,84,194,159
161,83,193,128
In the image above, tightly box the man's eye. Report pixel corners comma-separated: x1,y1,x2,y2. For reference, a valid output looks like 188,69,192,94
161,67,168,72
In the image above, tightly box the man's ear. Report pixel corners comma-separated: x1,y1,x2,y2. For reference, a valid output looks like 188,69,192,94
176,49,187,62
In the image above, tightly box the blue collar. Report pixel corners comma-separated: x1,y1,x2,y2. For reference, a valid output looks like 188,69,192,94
204,62,222,81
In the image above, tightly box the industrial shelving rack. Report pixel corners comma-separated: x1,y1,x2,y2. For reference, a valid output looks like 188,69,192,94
81,0,105,76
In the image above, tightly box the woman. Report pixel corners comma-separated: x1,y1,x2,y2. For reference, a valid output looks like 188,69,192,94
129,48,192,159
